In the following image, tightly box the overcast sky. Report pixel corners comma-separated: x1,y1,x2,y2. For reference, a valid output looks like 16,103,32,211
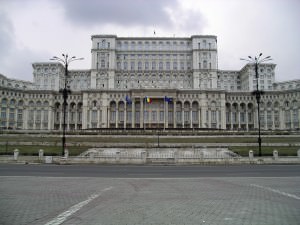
0,0,299,82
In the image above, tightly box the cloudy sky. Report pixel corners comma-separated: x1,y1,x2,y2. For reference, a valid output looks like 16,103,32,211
0,0,299,82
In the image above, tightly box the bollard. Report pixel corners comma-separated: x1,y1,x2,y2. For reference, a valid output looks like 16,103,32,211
249,150,254,160
298,149,300,158
14,149,19,160
273,150,278,160
64,149,69,159
39,149,44,160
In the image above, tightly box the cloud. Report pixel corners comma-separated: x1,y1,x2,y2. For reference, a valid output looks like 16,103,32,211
0,10,14,63
0,2,50,80
57,0,175,28
165,5,207,35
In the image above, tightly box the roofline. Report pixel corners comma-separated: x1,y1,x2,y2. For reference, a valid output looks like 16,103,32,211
91,34,217,40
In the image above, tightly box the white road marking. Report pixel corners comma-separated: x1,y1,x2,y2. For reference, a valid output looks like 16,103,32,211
250,184,300,200
44,186,113,225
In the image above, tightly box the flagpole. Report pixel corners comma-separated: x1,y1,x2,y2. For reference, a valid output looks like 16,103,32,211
143,97,145,130
164,97,166,131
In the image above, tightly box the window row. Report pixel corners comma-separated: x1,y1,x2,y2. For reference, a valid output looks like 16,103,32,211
116,61,192,71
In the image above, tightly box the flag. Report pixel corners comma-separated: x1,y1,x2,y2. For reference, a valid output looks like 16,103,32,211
164,96,172,103
125,95,132,104
144,97,152,103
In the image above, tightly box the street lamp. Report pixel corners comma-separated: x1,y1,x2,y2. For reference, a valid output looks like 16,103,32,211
240,53,272,157
50,54,84,156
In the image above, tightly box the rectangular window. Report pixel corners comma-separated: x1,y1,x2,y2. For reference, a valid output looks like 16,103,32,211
36,110,41,121
173,62,177,70
119,111,124,122
176,111,182,122
248,112,252,122
166,62,170,70
135,111,140,123
184,111,189,122
145,61,149,70
138,62,142,71
159,111,164,122
211,111,216,122
130,61,135,70
192,111,198,122
9,109,14,120
123,61,128,70
159,62,163,70
144,111,149,122
127,111,132,122
152,111,157,122
168,111,173,123
17,109,23,121
110,111,116,122
43,110,48,121
29,110,34,121
180,62,184,70
232,112,236,123
152,61,156,70
117,62,121,70
92,110,97,122
226,112,230,123
78,112,82,122
240,112,245,123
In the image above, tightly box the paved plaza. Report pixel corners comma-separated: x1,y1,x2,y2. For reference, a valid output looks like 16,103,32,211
0,166,300,225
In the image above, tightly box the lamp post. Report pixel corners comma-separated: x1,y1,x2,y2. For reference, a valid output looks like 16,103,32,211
240,53,272,157
50,54,84,156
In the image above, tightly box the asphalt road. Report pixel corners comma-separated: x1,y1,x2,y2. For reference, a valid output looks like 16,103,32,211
0,164,300,177
1,164,300,225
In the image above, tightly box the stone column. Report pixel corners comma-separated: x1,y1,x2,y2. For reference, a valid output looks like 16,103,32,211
173,100,176,128
181,107,184,128
33,110,36,130
208,109,211,128
238,111,241,129
264,110,267,130
132,100,135,128
230,110,233,130
201,107,206,128
140,98,144,128
216,109,219,129
48,107,53,130
272,110,275,130
198,107,201,128
165,101,168,129
290,109,294,129
116,105,119,128
245,109,248,131
124,103,127,129
190,107,193,128
24,107,28,130
279,108,284,129
107,107,110,128
221,107,226,130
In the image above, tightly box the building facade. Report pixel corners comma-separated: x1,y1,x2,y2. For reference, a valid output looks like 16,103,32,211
0,34,300,131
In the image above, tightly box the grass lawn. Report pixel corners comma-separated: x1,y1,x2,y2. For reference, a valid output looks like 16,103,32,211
229,146,299,157
1,135,299,144
1,133,299,157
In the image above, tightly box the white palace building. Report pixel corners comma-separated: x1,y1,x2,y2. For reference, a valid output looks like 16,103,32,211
0,34,300,131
